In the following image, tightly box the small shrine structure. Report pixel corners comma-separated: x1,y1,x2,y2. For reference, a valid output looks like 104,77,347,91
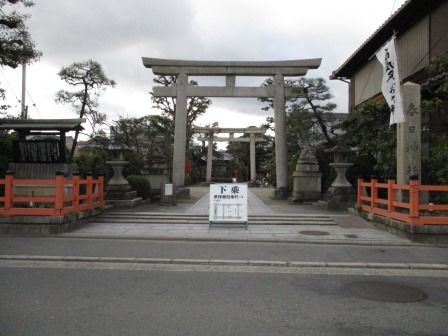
0,118,84,178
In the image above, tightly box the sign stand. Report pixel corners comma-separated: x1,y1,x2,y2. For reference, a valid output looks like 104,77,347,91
160,183,176,205
209,183,248,229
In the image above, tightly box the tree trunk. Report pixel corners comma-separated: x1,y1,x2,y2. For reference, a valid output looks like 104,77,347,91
67,85,88,163
307,97,334,145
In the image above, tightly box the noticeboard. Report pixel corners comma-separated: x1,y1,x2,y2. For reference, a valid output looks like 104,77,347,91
209,183,248,224
164,184,173,196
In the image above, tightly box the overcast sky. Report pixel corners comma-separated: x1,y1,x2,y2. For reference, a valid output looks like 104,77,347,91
2,0,406,135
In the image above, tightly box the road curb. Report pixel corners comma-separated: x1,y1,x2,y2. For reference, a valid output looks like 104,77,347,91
50,233,421,247
2,255,447,271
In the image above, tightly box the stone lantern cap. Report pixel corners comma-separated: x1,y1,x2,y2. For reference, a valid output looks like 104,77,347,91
107,142,130,151
327,142,357,163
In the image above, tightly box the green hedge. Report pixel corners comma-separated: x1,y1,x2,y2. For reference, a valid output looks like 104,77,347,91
126,175,151,200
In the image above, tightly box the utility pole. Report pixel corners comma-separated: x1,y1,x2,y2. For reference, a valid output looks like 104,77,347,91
21,62,27,119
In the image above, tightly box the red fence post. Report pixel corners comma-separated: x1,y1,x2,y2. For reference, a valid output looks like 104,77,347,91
86,174,93,210
72,173,80,213
98,175,104,207
357,177,363,208
370,178,378,212
4,171,14,211
54,172,64,216
409,177,420,224
387,179,396,214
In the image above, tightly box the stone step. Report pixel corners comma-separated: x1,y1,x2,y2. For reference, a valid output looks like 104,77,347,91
95,218,210,223
100,213,206,218
93,219,334,225
93,213,335,226
99,212,331,219
96,216,333,223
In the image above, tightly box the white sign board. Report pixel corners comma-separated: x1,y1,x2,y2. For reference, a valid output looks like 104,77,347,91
164,184,173,196
209,184,248,224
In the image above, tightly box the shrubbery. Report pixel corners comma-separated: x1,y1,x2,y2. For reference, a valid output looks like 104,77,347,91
126,175,151,200
75,150,111,180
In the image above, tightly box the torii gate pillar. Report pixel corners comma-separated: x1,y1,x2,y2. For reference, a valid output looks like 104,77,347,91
273,74,288,198
249,133,256,181
206,134,214,183
172,73,188,188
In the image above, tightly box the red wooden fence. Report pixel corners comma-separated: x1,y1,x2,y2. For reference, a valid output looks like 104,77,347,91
357,178,448,226
0,173,104,217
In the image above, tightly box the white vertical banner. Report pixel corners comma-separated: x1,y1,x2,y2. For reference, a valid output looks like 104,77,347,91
376,36,405,125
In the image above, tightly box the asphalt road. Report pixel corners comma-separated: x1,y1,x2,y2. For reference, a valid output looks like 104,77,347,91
1,265,447,336
1,237,447,335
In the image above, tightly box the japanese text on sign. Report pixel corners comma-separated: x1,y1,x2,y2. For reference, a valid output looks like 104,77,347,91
209,184,248,224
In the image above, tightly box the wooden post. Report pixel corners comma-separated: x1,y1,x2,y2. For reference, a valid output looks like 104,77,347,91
370,178,378,212
72,173,80,213
86,174,93,210
59,130,66,163
98,175,104,207
357,177,363,208
409,177,420,224
4,171,14,211
54,172,64,216
387,179,396,214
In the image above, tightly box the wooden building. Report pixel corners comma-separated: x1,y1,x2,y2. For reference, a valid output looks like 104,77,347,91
331,0,448,110
0,118,84,178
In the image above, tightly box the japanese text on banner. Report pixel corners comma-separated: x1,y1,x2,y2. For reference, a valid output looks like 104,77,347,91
376,36,405,125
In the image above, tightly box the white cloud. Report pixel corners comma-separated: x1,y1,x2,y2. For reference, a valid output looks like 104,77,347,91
2,0,407,127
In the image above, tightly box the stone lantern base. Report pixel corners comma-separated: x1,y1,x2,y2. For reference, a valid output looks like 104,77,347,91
319,186,356,211
105,160,143,208
316,162,355,211
290,163,322,202
290,146,322,203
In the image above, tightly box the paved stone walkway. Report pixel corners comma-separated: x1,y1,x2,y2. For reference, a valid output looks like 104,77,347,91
64,223,408,244
64,185,411,244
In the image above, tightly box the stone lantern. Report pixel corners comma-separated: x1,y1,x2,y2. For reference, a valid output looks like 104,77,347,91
105,127,142,207
320,142,356,210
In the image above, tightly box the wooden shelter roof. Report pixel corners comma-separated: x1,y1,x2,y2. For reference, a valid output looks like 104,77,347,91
0,118,85,131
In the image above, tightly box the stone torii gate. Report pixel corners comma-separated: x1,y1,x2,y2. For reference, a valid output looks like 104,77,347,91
142,57,321,198
193,127,266,183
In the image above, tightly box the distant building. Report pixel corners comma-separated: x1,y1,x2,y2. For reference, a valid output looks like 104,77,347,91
297,112,347,140
201,150,235,182
324,112,347,136
77,137,108,156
